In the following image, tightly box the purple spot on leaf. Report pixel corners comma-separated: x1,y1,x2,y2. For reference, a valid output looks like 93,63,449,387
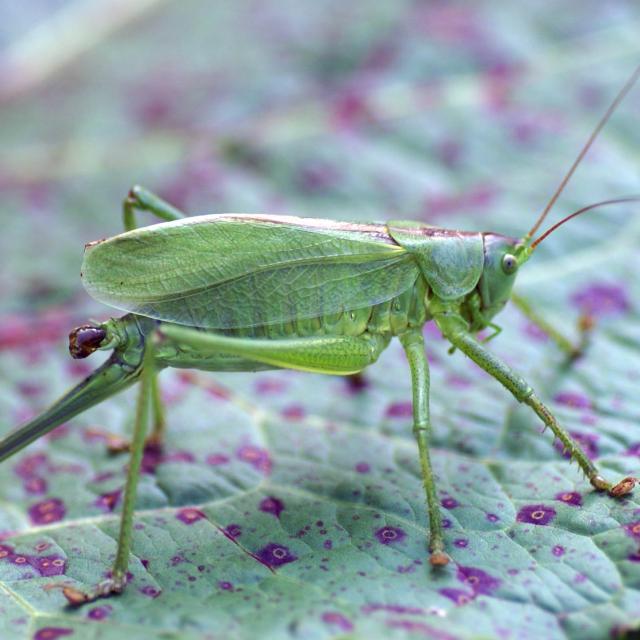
344,373,369,393
255,378,288,394
23,476,47,495
281,404,306,420
355,462,370,473
486,513,499,523
554,432,598,460
140,442,164,473
374,526,406,545
457,565,501,595
552,545,565,557
441,497,458,509
255,543,297,568
623,521,640,539
626,443,640,457
14,453,48,478
236,445,272,474
176,508,206,525
517,504,556,526
259,496,284,518
523,321,549,342
34,630,74,640
385,402,413,418
87,605,112,620
29,555,66,577
555,491,582,507
454,538,468,548
28,498,65,525
554,391,591,410
321,611,354,632
223,524,242,540
571,282,629,317
439,588,474,605
218,581,234,591
139,585,161,598
205,453,230,466
94,489,122,513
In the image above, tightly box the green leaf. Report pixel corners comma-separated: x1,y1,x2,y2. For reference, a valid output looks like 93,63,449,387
2,2,640,639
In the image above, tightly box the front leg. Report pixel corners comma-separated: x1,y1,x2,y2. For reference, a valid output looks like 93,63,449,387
435,310,636,497
510,292,593,360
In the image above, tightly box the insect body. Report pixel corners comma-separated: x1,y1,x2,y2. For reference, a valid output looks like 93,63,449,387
2,66,639,605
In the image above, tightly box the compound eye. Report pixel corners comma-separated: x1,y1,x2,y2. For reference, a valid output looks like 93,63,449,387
501,253,518,275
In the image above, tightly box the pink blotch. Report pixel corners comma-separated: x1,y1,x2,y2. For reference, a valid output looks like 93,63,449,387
223,524,242,540
623,521,640,540
385,402,413,418
28,498,65,525
206,453,230,466
554,391,591,410
523,321,549,342
456,565,501,595
439,587,474,605
281,404,305,420
94,489,122,513
87,605,112,620
321,611,354,632
516,504,556,526
176,508,207,525
14,453,48,478
29,555,66,577
331,90,373,130
259,496,284,518
555,491,582,507
34,629,74,640
255,543,297,569
441,497,459,509
571,282,629,317
236,445,272,474
24,476,47,495
254,378,288,394
355,462,370,473
374,526,406,545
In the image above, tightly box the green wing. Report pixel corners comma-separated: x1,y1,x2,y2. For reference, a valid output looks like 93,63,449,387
82,214,419,329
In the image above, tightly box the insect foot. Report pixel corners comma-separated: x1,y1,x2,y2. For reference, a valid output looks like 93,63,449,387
429,551,450,567
608,476,638,498
62,576,129,607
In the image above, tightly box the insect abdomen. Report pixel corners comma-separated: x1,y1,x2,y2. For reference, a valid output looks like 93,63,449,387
225,275,429,340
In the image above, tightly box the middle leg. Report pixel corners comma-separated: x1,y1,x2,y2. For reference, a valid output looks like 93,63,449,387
399,330,448,566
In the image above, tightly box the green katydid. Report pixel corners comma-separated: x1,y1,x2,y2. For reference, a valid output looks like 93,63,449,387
2,65,640,606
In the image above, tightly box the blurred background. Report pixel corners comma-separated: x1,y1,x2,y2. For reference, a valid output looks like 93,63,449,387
1,2,640,637
1,0,639,319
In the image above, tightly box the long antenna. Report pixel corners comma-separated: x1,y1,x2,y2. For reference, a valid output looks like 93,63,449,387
530,196,640,248
524,64,640,243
